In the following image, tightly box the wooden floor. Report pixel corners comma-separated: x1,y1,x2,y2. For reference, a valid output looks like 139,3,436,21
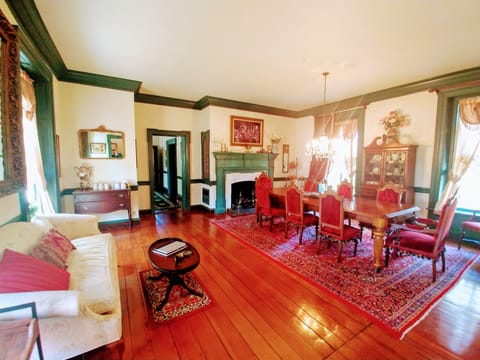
79,209,480,360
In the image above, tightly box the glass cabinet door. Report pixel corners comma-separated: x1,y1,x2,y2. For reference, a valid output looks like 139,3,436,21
384,151,406,185
364,151,382,185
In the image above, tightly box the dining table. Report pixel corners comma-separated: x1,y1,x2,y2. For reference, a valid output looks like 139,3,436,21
270,187,420,271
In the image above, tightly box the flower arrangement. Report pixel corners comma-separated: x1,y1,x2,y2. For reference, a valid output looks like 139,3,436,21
379,110,409,132
270,133,282,143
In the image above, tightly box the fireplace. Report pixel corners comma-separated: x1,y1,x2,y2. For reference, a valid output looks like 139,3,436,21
230,180,255,213
213,152,277,214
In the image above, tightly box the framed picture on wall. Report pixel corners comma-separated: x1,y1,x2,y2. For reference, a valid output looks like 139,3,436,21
230,115,263,147
201,130,210,180
282,144,289,173
90,142,106,154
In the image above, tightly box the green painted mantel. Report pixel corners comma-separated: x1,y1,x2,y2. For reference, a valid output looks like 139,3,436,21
213,152,278,214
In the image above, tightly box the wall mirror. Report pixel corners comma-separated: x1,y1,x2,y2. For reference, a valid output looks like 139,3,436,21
0,10,25,197
78,125,125,159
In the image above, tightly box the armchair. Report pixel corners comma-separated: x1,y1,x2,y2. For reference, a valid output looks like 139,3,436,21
384,196,458,282
376,185,405,204
458,210,480,249
256,181,285,231
284,186,318,245
317,190,361,263
337,180,353,200
255,172,273,222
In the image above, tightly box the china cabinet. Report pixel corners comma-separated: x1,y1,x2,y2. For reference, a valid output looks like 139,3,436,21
360,136,417,204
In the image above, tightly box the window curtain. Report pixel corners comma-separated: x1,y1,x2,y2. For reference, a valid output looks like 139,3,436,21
21,70,55,215
309,113,358,188
434,96,480,213
326,118,358,187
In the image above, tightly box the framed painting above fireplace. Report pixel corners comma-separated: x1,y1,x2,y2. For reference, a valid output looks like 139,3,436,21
230,115,263,147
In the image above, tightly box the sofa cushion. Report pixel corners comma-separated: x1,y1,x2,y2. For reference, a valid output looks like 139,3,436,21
68,233,117,314
0,222,47,260
31,229,76,269
0,249,70,293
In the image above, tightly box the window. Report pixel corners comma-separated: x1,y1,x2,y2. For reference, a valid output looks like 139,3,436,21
454,97,480,210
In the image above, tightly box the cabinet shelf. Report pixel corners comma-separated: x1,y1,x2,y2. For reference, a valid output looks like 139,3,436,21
360,136,417,204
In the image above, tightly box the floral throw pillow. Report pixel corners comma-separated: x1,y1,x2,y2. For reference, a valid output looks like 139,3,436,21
30,228,76,269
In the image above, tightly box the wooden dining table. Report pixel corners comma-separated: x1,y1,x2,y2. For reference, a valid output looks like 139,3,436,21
271,188,420,271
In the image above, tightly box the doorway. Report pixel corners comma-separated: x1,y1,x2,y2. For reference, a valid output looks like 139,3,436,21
147,129,191,212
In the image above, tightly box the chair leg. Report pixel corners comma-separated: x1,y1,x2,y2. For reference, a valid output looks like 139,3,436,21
441,251,446,272
299,227,303,245
337,242,344,263
385,247,390,267
353,240,358,257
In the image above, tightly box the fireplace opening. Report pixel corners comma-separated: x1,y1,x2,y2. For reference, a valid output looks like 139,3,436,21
231,180,255,214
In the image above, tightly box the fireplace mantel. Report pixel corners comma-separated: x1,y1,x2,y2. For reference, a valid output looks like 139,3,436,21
213,152,277,214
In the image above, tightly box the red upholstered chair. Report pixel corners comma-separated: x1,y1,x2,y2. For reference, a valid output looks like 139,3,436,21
337,180,353,200
303,178,319,193
376,185,405,204
317,190,361,263
337,180,354,226
384,196,458,282
256,182,285,232
458,210,480,249
284,186,318,245
255,172,273,221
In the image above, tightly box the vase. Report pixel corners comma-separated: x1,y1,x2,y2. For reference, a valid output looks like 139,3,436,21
384,127,399,143
271,143,279,154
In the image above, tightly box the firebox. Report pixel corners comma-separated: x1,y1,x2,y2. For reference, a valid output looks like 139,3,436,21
230,180,255,213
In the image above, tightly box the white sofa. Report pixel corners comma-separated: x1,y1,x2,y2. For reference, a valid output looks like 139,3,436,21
0,214,122,360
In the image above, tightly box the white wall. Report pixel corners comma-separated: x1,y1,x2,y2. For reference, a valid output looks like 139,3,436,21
364,90,438,216
54,81,138,221
134,103,300,209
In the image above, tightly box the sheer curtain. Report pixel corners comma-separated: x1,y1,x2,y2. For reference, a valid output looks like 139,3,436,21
21,70,55,215
326,118,358,189
434,96,480,213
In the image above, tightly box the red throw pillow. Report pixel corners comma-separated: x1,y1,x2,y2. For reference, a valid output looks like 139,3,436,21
0,249,70,293
30,229,76,269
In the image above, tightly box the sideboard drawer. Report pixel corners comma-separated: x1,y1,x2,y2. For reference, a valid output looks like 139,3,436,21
72,189,132,228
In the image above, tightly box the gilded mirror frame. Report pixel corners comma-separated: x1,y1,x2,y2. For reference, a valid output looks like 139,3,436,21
78,125,125,159
0,10,25,198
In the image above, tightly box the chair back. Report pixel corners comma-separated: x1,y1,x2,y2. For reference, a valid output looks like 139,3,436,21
255,172,273,192
255,182,271,210
337,180,353,200
319,190,345,238
285,186,303,223
303,178,318,192
377,185,405,204
433,196,458,254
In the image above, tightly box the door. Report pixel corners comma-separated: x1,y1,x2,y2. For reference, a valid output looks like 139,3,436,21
167,139,177,204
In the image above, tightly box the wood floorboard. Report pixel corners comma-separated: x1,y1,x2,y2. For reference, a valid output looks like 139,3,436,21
73,210,480,360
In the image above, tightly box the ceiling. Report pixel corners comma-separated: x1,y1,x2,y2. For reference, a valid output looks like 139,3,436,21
34,0,480,111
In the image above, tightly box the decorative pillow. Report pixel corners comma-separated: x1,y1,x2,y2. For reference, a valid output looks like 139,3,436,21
30,229,76,269
0,249,70,293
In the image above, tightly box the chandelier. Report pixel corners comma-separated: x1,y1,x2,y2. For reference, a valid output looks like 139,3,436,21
306,71,333,159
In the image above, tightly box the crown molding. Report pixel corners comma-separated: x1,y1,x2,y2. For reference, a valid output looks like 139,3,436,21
135,93,196,109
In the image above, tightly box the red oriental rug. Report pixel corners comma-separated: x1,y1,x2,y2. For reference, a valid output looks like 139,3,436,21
212,215,478,339
139,269,213,326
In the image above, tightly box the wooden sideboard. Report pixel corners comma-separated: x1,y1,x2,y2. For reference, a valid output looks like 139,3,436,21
73,189,132,228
